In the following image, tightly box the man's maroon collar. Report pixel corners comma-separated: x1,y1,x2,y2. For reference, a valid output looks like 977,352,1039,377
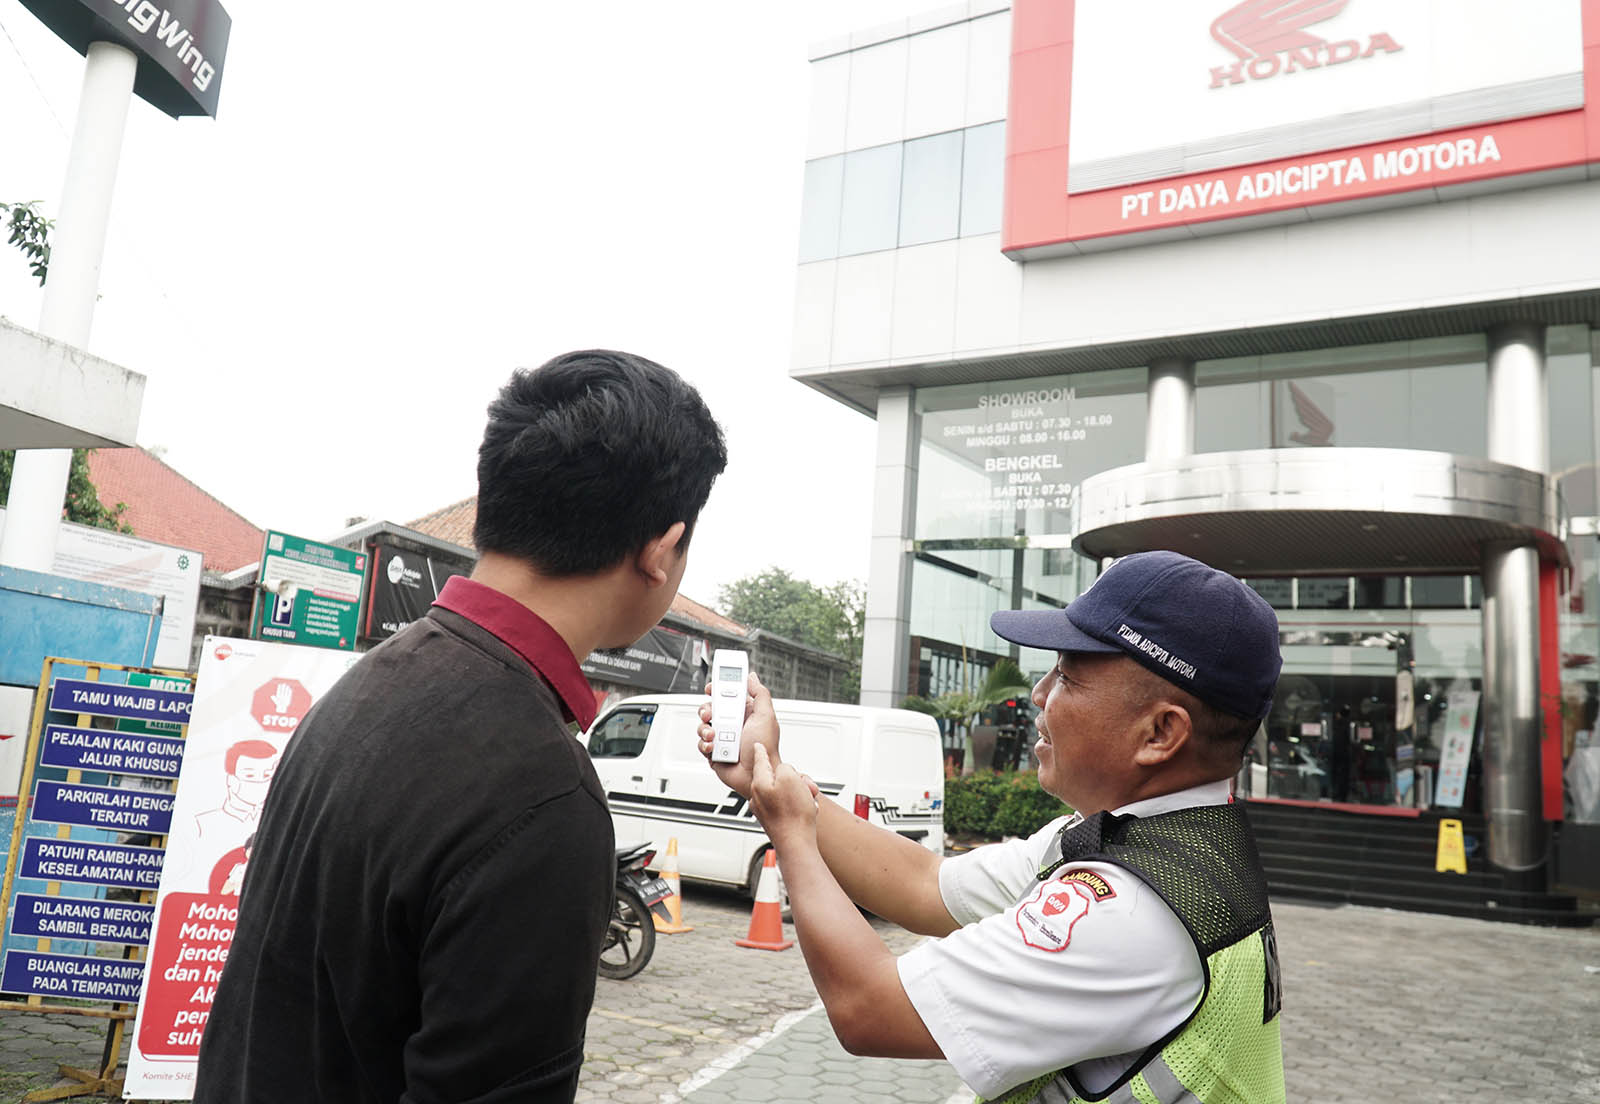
433,576,596,728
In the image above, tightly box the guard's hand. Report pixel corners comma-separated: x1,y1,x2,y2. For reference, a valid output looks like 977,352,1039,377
697,672,781,798
748,743,820,847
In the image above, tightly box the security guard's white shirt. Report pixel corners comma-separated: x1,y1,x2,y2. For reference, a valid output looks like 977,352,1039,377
897,780,1231,1099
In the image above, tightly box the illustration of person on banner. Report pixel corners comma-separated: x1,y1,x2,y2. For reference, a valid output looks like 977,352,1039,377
194,739,279,843
209,834,253,896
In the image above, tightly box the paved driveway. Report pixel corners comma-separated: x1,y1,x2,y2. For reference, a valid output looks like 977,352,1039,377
2,887,1596,1102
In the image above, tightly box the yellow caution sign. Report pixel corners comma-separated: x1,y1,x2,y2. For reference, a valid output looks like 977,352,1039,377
1436,818,1467,874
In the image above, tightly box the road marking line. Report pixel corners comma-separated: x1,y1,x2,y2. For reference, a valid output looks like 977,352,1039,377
661,1000,824,1103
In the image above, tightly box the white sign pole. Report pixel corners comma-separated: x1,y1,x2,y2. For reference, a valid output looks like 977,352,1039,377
0,40,138,574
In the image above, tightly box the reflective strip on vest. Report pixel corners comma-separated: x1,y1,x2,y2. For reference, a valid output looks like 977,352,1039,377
982,1062,1194,1104
1097,1080,1140,1104
1139,1055,1201,1104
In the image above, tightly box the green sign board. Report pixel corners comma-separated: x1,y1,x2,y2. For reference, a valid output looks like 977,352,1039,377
251,530,367,651
119,671,194,735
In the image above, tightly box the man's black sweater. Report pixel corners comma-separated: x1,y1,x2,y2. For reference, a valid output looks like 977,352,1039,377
194,606,613,1103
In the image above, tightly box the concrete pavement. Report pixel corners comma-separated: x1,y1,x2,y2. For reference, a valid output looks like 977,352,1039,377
2,886,1597,1101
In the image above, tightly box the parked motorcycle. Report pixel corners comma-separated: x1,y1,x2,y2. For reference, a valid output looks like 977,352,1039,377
599,842,674,980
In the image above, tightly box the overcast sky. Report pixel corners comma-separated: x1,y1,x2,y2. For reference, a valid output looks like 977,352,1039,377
0,0,942,607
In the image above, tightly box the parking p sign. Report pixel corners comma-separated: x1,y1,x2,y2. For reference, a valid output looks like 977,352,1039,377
251,530,366,651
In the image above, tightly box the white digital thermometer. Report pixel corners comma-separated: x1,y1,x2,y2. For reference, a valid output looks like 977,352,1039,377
710,649,749,763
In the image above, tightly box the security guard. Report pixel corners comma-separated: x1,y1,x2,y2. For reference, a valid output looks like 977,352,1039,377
699,550,1286,1103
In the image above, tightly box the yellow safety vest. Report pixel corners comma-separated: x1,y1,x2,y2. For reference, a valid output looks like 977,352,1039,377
985,803,1286,1104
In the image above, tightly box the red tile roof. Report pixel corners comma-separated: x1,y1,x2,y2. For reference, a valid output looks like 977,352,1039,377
85,448,265,573
669,592,747,636
407,494,743,632
408,496,477,549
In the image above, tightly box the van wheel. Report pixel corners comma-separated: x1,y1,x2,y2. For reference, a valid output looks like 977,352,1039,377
748,846,793,921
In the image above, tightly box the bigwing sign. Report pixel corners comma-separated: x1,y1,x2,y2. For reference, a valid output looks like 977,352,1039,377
21,0,231,117
1004,0,1600,256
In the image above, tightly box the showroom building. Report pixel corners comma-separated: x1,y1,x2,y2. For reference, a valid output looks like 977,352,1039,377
793,0,1600,898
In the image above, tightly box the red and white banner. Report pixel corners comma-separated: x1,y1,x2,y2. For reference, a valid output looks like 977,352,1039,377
1004,0,1600,255
125,637,360,1101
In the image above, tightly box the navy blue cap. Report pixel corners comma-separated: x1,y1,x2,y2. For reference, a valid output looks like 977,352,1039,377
990,550,1282,720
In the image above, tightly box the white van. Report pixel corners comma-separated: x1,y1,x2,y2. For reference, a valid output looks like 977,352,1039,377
580,695,945,897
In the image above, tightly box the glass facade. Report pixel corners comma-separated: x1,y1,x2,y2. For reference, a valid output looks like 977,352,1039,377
1548,325,1600,823
909,547,1093,662
1548,324,1597,518
959,122,1005,237
836,142,902,257
897,329,1600,819
913,368,1146,542
899,130,963,246
1246,576,1479,612
1194,335,1489,455
1254,606,1483,808
799,121,1007,262
908,369,1145,765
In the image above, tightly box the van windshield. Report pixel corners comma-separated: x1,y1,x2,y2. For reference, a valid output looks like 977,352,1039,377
588,707,656,759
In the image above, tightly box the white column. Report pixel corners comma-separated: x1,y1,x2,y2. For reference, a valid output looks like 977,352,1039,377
0,41,139,573
1480,322,1547,874
1486,323,1548,473
859,387,918,708
1145,358,1195,462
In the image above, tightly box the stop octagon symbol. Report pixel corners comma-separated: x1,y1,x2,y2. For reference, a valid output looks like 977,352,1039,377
251,678,312,734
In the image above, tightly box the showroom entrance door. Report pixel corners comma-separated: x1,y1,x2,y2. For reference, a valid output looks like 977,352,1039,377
1250,624,1482,813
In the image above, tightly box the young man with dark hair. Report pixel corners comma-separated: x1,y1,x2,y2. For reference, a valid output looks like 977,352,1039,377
197,349,726,1104
702,550,1287,1104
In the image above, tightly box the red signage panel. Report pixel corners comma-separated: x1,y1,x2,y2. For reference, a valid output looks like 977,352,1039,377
1004,0,1600,256
135,893,236,1061
1064,112,1587,243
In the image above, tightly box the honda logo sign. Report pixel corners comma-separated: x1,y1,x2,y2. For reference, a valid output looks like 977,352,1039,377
1208,0,1402,89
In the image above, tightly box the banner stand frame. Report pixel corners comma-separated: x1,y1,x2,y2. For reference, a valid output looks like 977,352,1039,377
0,655,190,1101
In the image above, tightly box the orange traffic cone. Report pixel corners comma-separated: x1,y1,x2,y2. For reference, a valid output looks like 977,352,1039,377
735,849,793,951
652,838,693,934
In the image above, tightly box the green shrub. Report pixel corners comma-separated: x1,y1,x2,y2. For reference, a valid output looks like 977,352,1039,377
943,771,1007,837
944,770,1070,841
992,772,1068,839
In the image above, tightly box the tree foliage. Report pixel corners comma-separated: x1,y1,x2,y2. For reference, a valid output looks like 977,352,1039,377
0,204,127,533
0,449,132,533
1,201,52,286
0,202,128,532
718,567,864,699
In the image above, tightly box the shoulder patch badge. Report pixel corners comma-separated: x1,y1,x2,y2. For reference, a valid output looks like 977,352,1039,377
1015,868,1113,953
1057,868,1116,901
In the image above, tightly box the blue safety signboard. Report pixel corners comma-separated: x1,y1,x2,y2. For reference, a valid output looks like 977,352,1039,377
10,894,154,946
40,725,185,779
18,836,165,891
1,949,145,1002
31,781,174,834
47,678,193,725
